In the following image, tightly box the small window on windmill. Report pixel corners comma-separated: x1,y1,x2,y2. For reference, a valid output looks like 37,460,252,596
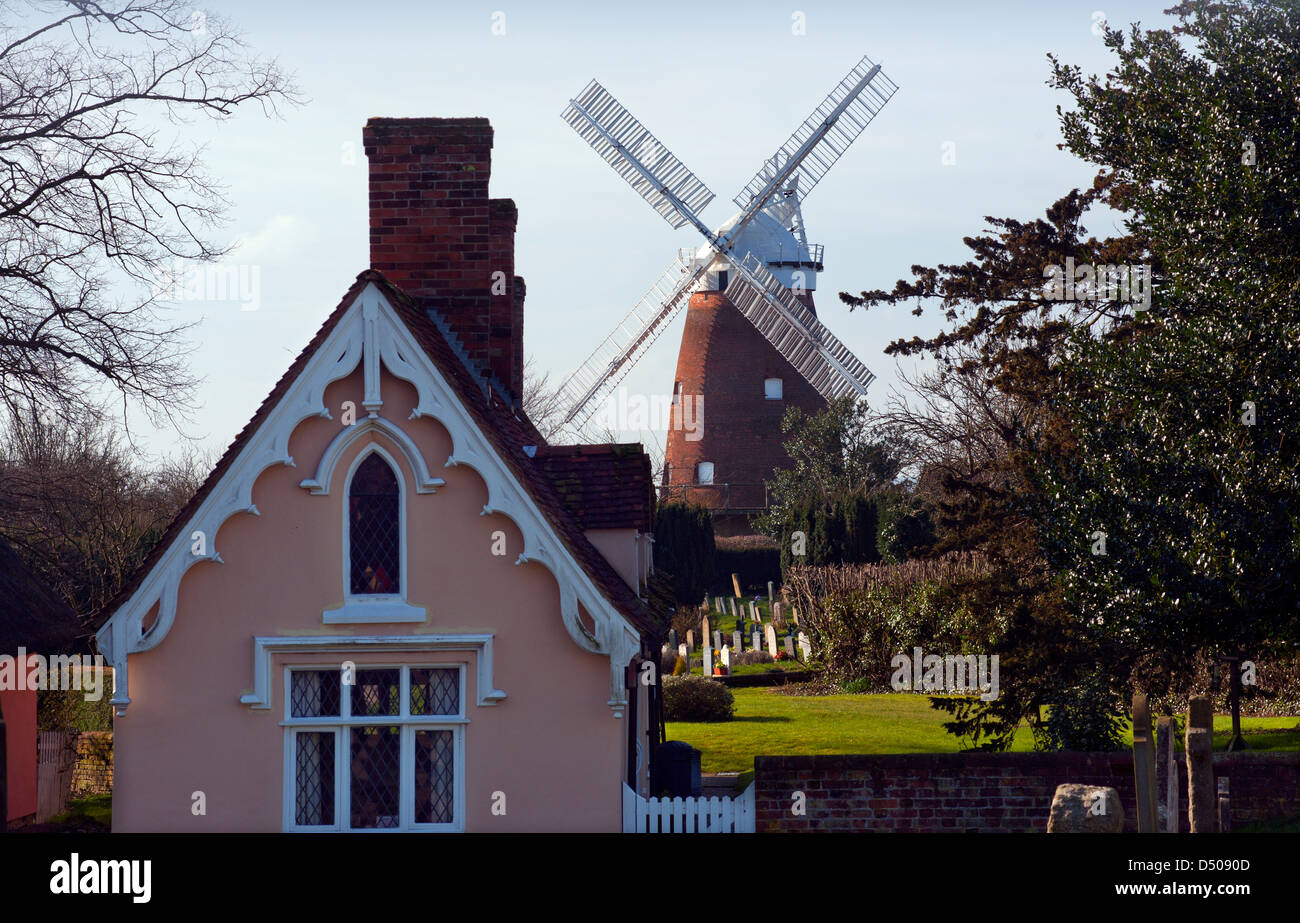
716,270,728,291
765,378,783,400
697,462,714,485
673,380,683,405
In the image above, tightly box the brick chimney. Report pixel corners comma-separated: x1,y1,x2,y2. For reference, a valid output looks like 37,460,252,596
364,117,523,405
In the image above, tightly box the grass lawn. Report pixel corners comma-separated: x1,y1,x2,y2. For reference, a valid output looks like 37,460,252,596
667,689,1300,774
49,793,112,828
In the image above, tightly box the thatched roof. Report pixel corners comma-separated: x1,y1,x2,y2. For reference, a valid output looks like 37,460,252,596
0,535,85,655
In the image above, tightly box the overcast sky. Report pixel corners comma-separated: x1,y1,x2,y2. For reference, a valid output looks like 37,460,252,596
114,0,1176,464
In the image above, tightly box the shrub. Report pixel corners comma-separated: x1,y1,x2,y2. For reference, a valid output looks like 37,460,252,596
671,655,688,677
658,647,678,680
663,675,734,721
654,501,716,606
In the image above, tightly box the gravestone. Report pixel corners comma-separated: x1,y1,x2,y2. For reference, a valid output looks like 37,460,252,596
1156,716,1178,833
783,636,795,658
686,630,694,653
792,607,801,626
713,631,722,650
720,645,730,669
767,581,775,606
677,643,688,663
1131,694,1158,833
1046,784,1124,833
1187,696,1214,833
797,632,811,661
749,600,758,620
702,616,710,643
731,573,743,597
732,631,742,652
703,644,713,675
772,602,784,627
765,624,778,658
668,629,678,650
751,630,761,652
729,597,738,618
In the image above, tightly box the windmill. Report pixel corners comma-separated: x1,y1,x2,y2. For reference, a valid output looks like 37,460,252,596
555,53,898,532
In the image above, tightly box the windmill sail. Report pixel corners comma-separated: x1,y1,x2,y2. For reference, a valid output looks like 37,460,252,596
732,55,898,212
556,251,711,432
723,252,875,399
563,81,716,232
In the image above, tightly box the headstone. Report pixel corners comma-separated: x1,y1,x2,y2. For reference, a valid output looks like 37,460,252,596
772,602,784,627
783,636,795,658
732,631,742,652
1187,696,1214,833
792,607,801,626
728,597,738,618
677,643,688,664
1217,778,1231,833
731,573,743,597
713,631,722,651
703,644,713,675
1046,784,1124,833
1131,694,1158,833
720,645,730,669
767,581,775,603
748,600,758,620
1156,716,1178,833
752,630,761,652
668,628,678,650
797,632,811,661
765,624,778,658
686,630,695,653
702,616,710,643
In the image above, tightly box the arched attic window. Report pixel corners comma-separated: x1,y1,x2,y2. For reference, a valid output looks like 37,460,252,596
349,452,401,595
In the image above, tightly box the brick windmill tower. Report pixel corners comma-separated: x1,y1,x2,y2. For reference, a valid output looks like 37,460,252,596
554,55,898,535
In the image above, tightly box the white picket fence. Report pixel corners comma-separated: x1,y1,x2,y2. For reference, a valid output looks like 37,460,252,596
622,782,755,833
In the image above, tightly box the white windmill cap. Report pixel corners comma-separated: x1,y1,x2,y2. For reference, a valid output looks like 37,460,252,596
699,209,820,290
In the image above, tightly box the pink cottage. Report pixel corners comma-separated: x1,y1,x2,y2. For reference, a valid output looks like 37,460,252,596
94,118,663,833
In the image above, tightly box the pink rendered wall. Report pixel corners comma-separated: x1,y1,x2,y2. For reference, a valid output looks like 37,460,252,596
111,367,630,832
1,686,37,823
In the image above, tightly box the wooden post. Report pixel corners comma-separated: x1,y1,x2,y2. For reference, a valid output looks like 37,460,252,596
1187,695,1215,833
1131,694,1158,833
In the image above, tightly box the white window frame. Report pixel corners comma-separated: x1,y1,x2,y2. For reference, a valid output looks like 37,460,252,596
764,378,783,400
332,445,425,623
282,663,467,833
697,461,714,485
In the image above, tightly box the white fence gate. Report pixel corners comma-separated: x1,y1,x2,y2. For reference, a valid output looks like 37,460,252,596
622,782,755,833
37,731,76,823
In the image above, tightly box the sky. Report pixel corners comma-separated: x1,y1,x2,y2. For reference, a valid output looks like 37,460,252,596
100,0,1178,465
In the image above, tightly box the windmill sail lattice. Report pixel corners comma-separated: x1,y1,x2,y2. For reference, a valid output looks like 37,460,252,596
725,252,876,399
563,81,717,232
732,55,899,211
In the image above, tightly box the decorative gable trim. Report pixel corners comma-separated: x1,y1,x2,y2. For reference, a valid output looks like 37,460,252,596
97,282,643,718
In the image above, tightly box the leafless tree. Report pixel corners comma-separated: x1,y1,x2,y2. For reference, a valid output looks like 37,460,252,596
0,0,299,431
0,397,209,616
521,353,566,443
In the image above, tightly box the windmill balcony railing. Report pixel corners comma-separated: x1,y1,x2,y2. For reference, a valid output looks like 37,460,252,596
657,482,769,512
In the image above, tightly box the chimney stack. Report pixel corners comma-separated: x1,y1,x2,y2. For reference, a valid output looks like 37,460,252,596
364,117,523,405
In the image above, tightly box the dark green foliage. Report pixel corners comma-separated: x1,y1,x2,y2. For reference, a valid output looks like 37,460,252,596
712,541,780,595
875,490,936,564
653,501,715,607
775,493,881,577
662,674,734,721
1032,670,1127,753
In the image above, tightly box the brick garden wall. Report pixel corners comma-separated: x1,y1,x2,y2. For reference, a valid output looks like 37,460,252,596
69,731,113,796
755,751,1300,832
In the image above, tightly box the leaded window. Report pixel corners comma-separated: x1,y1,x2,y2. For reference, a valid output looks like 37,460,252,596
349,453,400,595
284,665,465,832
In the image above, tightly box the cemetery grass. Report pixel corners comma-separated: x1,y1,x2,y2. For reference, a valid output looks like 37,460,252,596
667,690,1300,774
